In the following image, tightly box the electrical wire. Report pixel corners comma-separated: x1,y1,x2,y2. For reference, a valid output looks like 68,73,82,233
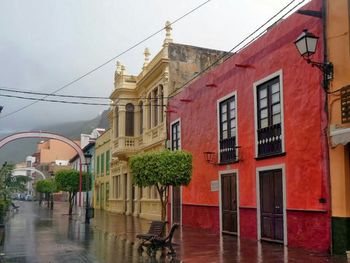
0,0,212,119
168,0,306,98
0,94,166,107
0,87,171,100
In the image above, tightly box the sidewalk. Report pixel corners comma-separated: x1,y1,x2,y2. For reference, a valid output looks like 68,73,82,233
90,207,348,263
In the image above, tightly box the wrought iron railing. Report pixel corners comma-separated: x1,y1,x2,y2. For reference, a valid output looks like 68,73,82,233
257,123,282,157
219,137,237,163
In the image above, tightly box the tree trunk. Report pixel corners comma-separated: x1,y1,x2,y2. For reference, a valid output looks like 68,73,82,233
156,184,169,221
68,192,73,215
50,193,54,210
47,193,50,208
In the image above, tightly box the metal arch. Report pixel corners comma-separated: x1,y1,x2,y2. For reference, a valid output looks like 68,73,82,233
0,131,86,164
12,167,46,179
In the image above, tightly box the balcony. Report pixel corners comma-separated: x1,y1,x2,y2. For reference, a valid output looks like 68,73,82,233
112,124,166,160
112,136,141,160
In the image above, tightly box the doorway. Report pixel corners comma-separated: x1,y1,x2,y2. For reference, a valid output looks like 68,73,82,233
221,173,238,235
259,169,284,242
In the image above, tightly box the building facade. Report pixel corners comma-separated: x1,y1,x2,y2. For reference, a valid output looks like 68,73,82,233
168,0,331,252
109,22,227,220
93,129,111,210
327,0,350,254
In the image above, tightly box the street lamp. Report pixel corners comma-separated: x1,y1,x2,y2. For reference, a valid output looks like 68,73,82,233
84,153,93,224
294,29,334,89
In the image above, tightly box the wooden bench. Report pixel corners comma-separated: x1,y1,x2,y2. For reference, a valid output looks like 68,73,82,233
11,202,19,211
137,222,179,257
136,220,165,251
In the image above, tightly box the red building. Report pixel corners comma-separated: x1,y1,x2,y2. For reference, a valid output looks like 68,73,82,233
168,0,330,252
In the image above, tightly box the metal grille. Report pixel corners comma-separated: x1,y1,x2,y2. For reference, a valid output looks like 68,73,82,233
219,137,236,163
341,85,350,123
257,123,282,157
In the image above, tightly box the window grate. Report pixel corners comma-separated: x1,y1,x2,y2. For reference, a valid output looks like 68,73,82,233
341,85,350,123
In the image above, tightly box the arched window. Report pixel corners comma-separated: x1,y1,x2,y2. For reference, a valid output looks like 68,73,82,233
125,103,134,136
148,94,152,129
115,107,119,138
139,101,143,135
159,86,164,123
153,89,158,127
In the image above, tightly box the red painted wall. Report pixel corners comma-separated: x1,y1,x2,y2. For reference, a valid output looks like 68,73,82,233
168,0,330,252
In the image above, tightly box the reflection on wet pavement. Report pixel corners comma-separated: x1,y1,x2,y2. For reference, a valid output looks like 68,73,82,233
0,202,347,263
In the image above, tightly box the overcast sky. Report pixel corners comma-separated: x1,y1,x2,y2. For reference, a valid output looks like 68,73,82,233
0,0,308,135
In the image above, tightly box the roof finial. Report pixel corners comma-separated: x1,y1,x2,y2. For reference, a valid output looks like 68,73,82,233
143,48,150,69
116,61,122,74
163,21,173,45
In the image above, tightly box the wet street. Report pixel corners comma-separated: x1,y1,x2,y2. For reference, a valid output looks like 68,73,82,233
1,202,348,263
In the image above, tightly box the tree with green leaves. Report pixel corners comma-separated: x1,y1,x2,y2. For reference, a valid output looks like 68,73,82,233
0,163,31,201
54,169,90,215
36,179,57,210
130,150,192,221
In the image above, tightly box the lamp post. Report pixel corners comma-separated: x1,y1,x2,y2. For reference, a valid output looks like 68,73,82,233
294,29,333,89
84,153,92,224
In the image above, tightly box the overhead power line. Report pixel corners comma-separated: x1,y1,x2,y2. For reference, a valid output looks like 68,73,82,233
0,87,171,100
0,94,166,107
168,0,306,98
0,0,212,119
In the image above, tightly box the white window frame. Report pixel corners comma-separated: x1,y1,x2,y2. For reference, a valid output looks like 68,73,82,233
170,118,182,225
256,164,287,245
253,70,285,158
216,91,238,163
170,118,181,150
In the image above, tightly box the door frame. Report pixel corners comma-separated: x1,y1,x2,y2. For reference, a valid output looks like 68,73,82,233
171,186,182,226
219,169,240,236
256,164,287,245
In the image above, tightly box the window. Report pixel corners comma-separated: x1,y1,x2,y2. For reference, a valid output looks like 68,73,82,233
101,153,105,175
159,86,164,123
256,76,282,157
139,101,143,134
171,121,181,150
106,150,110,175
148,94,152,129
115,107,119,138
219,96,237,163
153,89,158,127
106,183,109,207
96,155,100,175
125,103,134,136
113,176,121,198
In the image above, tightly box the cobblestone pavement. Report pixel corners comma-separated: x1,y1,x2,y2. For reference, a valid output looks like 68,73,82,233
1,201,348,263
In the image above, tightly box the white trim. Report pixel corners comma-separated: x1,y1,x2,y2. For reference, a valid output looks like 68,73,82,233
216,91,238,163
170,186,183,226
256,164,287,245
219,169,240,236
253,70,285,158
170,118,181,150
170,118,182,225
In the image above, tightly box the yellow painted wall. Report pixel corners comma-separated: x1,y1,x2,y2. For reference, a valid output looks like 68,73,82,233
328,0,350,217
93,130,111,211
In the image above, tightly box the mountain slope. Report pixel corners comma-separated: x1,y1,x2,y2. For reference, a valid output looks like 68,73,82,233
0,110,109,165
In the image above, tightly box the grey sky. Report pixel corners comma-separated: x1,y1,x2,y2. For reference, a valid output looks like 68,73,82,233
0,0,304,134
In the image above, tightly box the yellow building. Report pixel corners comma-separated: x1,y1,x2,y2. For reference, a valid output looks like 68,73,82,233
93,130,111,210
108,22,226,220
327,0,350,254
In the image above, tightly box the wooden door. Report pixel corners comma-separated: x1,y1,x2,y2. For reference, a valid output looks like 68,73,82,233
260,169,283,242
172,186,181,224
221,173,237,234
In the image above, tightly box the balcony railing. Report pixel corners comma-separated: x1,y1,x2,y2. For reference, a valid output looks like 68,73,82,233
219,137,237,163
257,123,282,157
